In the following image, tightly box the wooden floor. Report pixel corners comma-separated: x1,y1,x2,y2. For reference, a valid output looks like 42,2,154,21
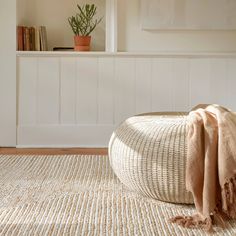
0,148,108,155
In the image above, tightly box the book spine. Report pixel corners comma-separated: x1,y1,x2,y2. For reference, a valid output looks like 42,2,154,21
42,26,48,51
39,26,48,51
35,27,41,51
17,26,24,51
24,27,30,51
23,27,27,51
30,27,36,51
40,26,44,51
29,27,32,51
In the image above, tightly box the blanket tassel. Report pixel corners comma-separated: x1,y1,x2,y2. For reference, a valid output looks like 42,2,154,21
170,174,236,232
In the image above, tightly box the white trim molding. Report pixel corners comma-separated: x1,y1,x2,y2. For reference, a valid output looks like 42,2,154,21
106,0,117,52
0,0,16,147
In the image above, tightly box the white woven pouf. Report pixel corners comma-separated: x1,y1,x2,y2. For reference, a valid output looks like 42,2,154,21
109,112,193,204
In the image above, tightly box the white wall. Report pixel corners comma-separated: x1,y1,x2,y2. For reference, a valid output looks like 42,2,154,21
118,0,236,52
0,0,16,146
17,0,105,51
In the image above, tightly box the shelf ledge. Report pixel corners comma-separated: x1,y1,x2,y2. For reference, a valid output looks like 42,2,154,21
16,50,236,58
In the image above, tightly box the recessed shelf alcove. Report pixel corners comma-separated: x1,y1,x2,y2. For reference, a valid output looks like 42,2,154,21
16,0,117,52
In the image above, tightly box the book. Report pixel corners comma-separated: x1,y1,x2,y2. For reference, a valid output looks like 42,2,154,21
40,26,48,51
35,27,41,51
24,27,30,51
53,47,73,51
29,27,35,51
23,27,27,50
17,26,24,51
39,26,43,51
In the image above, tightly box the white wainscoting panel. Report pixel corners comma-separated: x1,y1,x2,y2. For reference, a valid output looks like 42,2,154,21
189,58,212,107
18,57,37,125
17,55,236,147
209,59,227,106
151,58,173,111
37,57,60,124
98,57,114,124
135,58,152,114
227,59,236,110
114,58,136,124
76,57,98,124
60,57,77,124
172,59,190,111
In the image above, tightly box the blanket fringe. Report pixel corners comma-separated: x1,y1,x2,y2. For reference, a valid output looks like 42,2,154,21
219,174,236,219
169,215,213,232
170,174,236,232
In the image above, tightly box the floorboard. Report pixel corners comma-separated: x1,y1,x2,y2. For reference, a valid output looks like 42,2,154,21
0,148,108,155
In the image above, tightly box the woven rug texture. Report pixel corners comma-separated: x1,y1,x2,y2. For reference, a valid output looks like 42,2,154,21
0,155,235,236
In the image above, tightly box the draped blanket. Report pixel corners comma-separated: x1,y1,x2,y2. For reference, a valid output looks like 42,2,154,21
171,104,236,232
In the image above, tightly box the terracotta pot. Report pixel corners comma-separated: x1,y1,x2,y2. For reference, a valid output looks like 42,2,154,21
74,36,91,51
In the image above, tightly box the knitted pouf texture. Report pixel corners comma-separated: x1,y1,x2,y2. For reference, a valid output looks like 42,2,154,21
109,112,193,204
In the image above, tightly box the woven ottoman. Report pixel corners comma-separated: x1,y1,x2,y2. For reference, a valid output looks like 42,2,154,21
109,112,193,204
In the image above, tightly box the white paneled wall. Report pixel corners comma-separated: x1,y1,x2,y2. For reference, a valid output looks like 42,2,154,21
38,58,60,124
60,57,77,124
17,55,236,147
98,58,114,124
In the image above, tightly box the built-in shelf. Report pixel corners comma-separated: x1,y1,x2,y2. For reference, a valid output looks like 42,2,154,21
16,50,236,58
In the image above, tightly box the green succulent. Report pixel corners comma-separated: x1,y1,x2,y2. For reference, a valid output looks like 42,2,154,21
68,4,103,36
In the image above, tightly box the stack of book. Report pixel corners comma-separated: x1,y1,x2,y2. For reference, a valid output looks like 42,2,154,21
17,26,48,51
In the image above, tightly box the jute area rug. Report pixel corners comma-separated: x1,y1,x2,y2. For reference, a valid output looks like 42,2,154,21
0,155,235,236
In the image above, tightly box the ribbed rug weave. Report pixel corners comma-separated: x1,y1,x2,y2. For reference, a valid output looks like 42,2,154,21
0,155,235,236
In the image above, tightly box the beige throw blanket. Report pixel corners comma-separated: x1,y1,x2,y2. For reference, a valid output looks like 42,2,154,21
171,104,236,231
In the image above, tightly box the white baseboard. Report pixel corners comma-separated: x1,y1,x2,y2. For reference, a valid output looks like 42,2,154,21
17,125,115,148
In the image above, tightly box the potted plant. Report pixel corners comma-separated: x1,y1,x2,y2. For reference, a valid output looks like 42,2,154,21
68,4,102,51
